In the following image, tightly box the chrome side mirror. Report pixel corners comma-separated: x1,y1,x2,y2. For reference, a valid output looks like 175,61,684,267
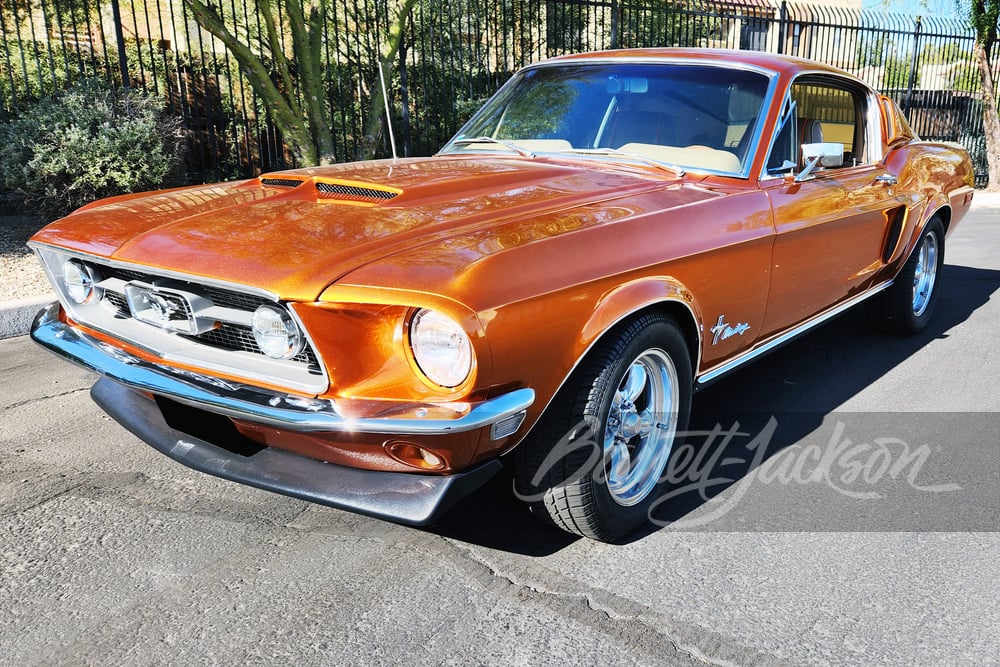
796,142,845,182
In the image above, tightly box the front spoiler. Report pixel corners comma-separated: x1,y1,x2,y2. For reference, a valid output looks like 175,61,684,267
91,378,502,525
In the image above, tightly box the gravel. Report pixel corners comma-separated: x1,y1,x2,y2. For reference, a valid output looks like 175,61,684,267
0,216,52,301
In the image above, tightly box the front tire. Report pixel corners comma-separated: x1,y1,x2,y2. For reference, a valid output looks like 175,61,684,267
513,313,692,542
867,218,945,334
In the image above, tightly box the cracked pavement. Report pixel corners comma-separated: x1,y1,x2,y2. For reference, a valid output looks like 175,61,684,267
1,202,999,664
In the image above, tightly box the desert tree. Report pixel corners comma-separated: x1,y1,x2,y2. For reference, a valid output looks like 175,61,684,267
183,0,335,166
970,0,999,189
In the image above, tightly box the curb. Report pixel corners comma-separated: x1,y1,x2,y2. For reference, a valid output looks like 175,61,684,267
0,294,54,340
972,191,1000,208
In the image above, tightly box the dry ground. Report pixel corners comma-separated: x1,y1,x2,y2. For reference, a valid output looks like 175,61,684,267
0,216,49,300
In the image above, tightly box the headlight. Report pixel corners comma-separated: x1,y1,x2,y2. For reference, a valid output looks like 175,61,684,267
251,304,304,359
409,308,473,387
62,259,100,304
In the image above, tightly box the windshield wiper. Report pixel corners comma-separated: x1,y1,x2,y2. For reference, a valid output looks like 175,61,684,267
567,148,686,177
450,137,536,158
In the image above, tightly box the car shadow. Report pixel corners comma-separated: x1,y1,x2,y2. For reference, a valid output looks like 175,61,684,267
429,264,1000,554
427,470,580,555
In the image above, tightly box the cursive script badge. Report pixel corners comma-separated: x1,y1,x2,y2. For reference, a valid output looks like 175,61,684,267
710,314,751,345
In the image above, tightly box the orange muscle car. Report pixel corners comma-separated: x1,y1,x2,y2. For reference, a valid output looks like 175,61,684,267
30,49,974,541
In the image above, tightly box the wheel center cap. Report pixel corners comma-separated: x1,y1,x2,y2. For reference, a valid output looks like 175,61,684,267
621,411,642,438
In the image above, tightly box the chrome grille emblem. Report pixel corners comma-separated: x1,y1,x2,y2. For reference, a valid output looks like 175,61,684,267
124,282,204,334
147,293,182,322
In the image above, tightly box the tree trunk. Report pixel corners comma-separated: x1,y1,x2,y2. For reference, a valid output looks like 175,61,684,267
287,0,335,165
974,43,1000,191
185,0,323,167
355,0,419,161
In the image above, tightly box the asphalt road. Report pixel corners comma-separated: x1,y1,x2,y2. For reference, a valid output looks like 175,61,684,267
1,201,998,665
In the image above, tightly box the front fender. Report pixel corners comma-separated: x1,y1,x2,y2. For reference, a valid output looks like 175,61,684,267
581,277,702,374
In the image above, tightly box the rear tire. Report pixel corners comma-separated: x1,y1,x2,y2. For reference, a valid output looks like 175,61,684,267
867,218,945,335
512,313,692,542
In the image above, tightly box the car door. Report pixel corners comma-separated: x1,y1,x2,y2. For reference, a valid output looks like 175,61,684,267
758,76,903,339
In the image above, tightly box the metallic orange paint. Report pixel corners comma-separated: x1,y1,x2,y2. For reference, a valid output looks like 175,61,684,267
30,48,974,481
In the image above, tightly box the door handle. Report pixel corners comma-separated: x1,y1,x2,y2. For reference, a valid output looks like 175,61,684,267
875,174,898,186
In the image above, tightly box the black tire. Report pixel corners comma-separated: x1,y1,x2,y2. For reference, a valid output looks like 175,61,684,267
512,312,692,542
866,218,945,335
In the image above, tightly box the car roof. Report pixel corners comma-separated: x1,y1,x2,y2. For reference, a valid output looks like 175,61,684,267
540,48,851,79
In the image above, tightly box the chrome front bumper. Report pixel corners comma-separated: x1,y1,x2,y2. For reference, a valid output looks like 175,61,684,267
31,301,532,525
30,302,534,436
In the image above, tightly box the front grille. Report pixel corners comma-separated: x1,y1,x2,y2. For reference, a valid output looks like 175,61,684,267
102,266,270,312
200,285,271,312
315,182,398,203
191,324,319,369
105,267,147,283
195,322,259,353
103,290,129,316
95,264,320,371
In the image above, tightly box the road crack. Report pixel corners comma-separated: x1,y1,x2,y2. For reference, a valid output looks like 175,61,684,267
440,538,763,666
3,386,91,412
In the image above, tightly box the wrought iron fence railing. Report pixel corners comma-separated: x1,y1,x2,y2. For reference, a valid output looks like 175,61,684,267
2,0,997,186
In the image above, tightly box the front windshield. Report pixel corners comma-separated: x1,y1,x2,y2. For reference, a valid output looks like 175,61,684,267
441,62,771,176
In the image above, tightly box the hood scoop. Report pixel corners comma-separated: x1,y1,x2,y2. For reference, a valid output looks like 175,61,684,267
259,173,401,206
314,179,401,204
260,176,306,188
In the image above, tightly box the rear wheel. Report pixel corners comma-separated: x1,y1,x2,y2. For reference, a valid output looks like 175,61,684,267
513,313,692,542
867,218,945,334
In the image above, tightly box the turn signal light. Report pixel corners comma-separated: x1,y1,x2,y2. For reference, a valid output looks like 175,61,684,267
385,441,446,470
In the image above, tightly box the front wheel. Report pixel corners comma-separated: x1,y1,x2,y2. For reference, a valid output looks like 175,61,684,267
512,313,692,542
867,218,945,335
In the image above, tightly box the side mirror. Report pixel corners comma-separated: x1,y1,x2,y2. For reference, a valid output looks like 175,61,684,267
796,142,845,182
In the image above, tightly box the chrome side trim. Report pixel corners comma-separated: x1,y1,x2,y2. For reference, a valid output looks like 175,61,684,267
696,279,894,386
31,303,535,435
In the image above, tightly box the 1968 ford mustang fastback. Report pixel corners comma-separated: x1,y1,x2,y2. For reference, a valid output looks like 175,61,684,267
30,49,973,541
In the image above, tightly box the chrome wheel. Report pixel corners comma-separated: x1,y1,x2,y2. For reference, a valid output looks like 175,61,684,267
512,313,692,542
604,349,679,506
912,229,938,317
866,218,944,335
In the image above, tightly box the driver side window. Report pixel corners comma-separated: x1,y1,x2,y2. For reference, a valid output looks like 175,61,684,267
766,77,870,176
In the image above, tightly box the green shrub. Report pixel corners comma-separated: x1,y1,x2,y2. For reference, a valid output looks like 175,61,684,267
0,79,184,221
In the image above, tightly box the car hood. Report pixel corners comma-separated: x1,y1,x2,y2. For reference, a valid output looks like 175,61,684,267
32,155,704,300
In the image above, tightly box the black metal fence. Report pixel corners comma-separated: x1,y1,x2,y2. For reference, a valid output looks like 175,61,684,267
2,0,997,185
